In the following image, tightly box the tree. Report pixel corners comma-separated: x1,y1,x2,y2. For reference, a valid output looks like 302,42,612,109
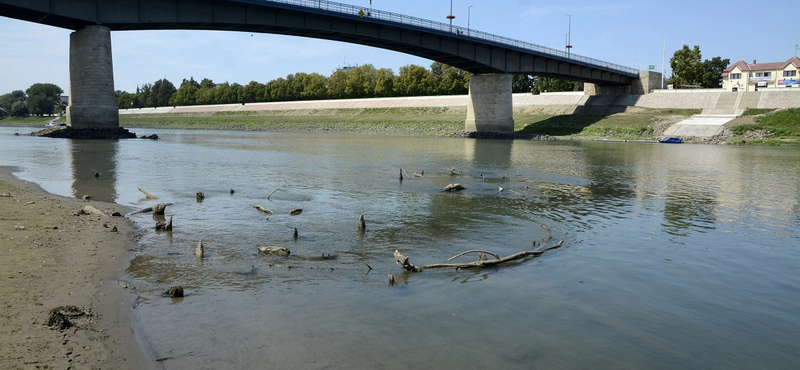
170,78,200,106
25,83,63,116
534,77,581,92
9,101,28,117
512,74,534,93
116,90,135,109
394,64,433,96
430,62,470,95
669,45,704,86
701,56,730,88
0,90,27,114
150,78,177,107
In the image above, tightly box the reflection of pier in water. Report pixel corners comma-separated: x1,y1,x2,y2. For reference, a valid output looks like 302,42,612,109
69,140,119,203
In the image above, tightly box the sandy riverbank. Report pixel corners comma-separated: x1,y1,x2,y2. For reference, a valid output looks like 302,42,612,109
0,167,154,369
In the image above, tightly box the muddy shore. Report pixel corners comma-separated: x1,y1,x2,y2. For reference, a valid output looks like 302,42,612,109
0,167,155,369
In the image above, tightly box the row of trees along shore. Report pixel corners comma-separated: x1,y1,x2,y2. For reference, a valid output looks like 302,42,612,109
1,46,728,116
115,61,582,109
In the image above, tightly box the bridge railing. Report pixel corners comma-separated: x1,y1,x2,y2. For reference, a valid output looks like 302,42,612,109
235,0,639,76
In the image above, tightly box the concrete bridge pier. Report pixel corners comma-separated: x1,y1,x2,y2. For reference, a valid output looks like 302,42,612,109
66,25,119,129
465,74,514,133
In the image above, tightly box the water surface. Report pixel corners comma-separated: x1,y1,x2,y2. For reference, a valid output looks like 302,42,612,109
2,127,798,369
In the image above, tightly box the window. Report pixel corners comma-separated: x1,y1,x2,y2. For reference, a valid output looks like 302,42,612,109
731,73,741,79
784,70,797,77
755,72,771,78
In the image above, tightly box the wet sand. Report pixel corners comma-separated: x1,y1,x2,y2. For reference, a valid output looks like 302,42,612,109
0,166,154,369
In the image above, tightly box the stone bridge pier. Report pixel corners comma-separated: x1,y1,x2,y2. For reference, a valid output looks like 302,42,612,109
66,25,119,129
465,74,514,133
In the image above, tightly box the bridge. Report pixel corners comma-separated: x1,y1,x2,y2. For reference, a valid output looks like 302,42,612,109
0,0,643,133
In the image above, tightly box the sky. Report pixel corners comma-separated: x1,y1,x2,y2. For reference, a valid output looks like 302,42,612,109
1,0,798,95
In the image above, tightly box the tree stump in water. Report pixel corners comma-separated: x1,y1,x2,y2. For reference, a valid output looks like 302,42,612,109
152,203,167,215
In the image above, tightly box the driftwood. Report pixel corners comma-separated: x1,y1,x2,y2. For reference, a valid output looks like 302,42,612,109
132,202,174,214
443,183,466,192
258,246,290,256
252,204,273,214
290,208,303,216
394,240,563,272
152,203,168,215
155,216,173,231
195,240,204,258
164,286,184,298
293,228,299,240
138,187,159,199
267,189,281,200
80,205,107,217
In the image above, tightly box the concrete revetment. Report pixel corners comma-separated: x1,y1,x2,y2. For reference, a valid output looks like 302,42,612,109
66,26,119,129
465,74,514,133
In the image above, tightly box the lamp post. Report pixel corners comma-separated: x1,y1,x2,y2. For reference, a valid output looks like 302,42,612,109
447,0,455,33
565,15,572,58
468,5,473,35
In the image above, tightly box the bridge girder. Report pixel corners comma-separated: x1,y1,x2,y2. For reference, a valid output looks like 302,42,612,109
0,0,636,85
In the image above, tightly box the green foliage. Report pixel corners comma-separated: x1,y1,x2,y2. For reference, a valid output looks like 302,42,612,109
25,83,63,116
534,77,582,93
669,45,703,86
114,61,473,108
701,56,730,88
669,45,729,88
512,74,534,93
0,90,27,116
741,108,776,117
731,109,800,140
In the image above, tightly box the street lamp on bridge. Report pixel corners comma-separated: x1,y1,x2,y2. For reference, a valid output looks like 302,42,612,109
447,0,455,33
468,5,473,36
565,14,572,58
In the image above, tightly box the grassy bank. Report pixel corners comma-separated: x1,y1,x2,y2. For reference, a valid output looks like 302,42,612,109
7,107,798,145
727,108,800,145
0,116,64,126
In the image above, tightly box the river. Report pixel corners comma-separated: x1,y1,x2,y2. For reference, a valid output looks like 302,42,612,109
2,126,798,369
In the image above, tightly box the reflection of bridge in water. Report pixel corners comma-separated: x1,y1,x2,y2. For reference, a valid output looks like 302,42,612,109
0,0,645,133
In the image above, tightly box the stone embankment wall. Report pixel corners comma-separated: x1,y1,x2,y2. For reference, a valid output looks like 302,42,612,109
120,89,799,115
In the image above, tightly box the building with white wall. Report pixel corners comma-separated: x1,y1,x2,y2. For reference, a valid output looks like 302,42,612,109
722,57,800,91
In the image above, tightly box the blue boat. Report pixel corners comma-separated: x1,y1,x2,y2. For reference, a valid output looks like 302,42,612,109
659,137,683,144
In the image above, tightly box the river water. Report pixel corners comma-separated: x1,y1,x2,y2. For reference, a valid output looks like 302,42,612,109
2,126,799,369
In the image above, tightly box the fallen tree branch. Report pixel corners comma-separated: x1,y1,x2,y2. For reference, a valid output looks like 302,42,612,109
446,250,500,261
138,187,159,199
394,239,563,272
131,202,174,214
267,189,281,200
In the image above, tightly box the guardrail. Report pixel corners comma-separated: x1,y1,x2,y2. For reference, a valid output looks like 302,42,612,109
233,0,639,76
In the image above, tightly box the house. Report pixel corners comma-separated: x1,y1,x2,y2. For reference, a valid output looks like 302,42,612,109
721,57,800,91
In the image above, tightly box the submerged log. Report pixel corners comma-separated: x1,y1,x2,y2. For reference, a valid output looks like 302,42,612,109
290,208,303,216
252,204,273,214
394,240,563,272
257,246,290,256
138,187,159,199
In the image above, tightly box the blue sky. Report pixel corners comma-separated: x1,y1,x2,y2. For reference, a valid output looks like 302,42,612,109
1,0,798,95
